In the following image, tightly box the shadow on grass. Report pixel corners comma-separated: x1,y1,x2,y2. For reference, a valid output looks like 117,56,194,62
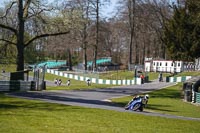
110,102,177,113
6,92,121,110
147,104,178,112
0,100,75,111
0,93,84,112
0,103,19,109
150,88,181,99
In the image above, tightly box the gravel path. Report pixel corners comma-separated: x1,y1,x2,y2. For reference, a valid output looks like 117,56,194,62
8,80,200,121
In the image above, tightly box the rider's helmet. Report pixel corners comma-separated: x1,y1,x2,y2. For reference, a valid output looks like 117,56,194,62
144,94,149,99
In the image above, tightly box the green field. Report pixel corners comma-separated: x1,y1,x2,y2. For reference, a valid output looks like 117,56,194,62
44,73,114,90
90,71,171,81
112,83,200,118
0,93,200,133
0,64,18,72
1,65,200,132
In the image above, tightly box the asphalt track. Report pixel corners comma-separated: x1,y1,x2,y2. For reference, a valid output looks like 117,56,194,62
8,80,200,121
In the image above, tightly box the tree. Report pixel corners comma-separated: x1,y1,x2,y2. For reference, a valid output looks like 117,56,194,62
93,0,100,71
78,0,110,71
146,0,172,59
126,0,137,65
51,0,110,71
0,0,70,79
71,0,91,71
163,0,200,61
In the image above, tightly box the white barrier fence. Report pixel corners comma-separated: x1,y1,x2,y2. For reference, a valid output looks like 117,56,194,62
47,69,142,85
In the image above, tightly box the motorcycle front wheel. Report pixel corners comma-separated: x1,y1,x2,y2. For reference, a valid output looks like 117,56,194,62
124,104,130,110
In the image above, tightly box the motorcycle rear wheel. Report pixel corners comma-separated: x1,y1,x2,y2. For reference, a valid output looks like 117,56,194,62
132,103,141,111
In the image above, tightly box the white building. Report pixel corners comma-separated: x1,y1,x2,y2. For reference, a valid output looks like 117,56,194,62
145,60,184,73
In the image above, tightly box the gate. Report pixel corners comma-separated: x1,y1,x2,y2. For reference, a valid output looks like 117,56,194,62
33,65,46,91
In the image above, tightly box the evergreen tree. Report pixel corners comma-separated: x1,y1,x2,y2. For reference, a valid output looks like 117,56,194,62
163,0,200,61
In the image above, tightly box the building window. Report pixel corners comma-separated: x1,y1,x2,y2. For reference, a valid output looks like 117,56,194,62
165,62,167,66
171,63,173,66
178,63,180,67
157,62,159,66
160,62,162,66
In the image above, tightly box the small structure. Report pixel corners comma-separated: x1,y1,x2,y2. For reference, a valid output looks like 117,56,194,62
0,70,36,92
145,58,184,73
183,76,200,103
33,65,46,90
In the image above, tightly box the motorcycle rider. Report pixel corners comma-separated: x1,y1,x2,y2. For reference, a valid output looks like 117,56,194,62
143,94,149,107
125,94,149,111
133,94,149,101
158,72,163,82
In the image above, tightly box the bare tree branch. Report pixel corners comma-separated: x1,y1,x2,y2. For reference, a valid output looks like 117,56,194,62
0,1,17,19
0,23,17,35
23,0,32,18
27,7,53,19
0,38,16,45
24,31,70,47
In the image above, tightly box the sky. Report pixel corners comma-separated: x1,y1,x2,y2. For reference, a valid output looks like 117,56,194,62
0,0,118,18
102,0,118,18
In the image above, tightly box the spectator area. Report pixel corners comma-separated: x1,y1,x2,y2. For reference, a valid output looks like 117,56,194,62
29,61,66,69
87,58,112,67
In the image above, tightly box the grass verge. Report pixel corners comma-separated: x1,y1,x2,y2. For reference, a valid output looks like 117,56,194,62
44,73,114,90
0,64,16,72
0,93,200,133
112,83,200,118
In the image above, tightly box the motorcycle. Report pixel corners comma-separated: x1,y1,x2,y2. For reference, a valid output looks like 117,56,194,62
124,94,149,111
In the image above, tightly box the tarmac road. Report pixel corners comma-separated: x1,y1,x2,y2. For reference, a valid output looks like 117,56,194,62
8,80,200,121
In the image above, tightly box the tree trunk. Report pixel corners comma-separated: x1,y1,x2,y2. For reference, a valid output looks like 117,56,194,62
129,29,133,65
128,0,136,65
83,44,87,71
93,45,97,71
142,35,146,65
93,0,99,71
16,0,25,80
83,22,88,71
67,48,72,71
135,35,139,64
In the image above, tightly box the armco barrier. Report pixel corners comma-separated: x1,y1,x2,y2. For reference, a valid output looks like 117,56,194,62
195,92,200,103
47,69,141,85
0,80,35,92
166,76,192,83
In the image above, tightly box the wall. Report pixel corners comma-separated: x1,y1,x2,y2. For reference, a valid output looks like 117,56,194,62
0,81,35,92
